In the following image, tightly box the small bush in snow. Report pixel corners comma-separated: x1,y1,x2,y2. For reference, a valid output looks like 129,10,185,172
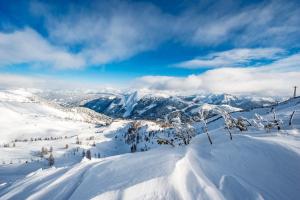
254,108,283,132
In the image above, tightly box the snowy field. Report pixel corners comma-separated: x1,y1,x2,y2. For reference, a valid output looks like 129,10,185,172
0,89,300,200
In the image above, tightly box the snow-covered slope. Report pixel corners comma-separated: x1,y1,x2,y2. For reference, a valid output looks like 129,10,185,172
0,89,111,143
0,90,299,200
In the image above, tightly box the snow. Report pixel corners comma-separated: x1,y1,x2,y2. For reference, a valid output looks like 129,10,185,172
0,101,90,143
123,91,139,117
0,90,300,200
2,131,300,200
0,89,110,143
0,89,35,103
137,103,157,115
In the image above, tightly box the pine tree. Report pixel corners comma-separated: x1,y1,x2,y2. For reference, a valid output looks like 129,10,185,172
48,153,55,166
86,150,91,160
130,144,137,153
76,137,80,144
41,147,48,157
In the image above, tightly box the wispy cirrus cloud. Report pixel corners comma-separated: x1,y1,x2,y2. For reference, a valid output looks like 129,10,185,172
178,0,300,47
29,0,300,68
1,0,300,70
175,48,286,69
30,1,172,65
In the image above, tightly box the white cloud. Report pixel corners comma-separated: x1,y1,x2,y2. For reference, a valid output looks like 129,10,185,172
0,74,44,89
0,73,120,90
30,0,300,67
2,53,299,96
262,53,300,72
31,1,172,65
1,0,300,69
180,0,300,46
5,0,297,68
135,53,300,96
0,28,85,69
135,75,202,92
176,48,285,69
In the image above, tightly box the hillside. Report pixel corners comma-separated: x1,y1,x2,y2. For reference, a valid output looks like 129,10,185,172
0,90,299,200
0,89,111,143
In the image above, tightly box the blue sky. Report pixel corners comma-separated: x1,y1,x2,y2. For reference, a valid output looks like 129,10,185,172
0,0,300,95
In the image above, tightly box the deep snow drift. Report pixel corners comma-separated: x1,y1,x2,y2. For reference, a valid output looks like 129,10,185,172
0,89,299,200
